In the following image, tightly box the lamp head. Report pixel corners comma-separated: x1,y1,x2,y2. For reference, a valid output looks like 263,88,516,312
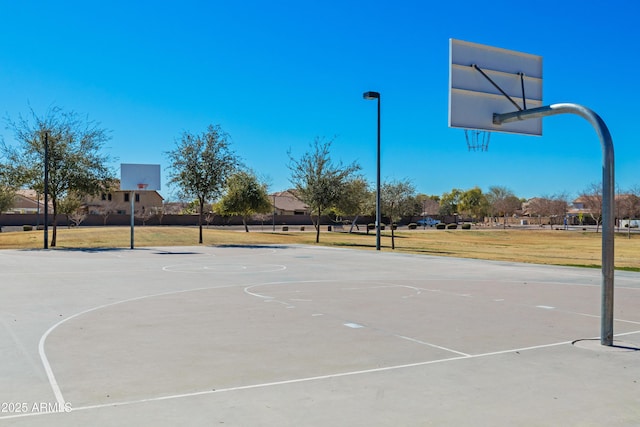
363,91,380,100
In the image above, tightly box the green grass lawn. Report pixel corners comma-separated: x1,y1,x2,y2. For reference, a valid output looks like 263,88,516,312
1,225,638,271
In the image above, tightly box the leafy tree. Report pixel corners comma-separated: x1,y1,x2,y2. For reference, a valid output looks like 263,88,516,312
288,137,361,243
381,179,415,249
0,168,17,214
0,185,15,214
0,169,18,231
330,177,371,231
1,106,114,246
166,124,240,244
439,188,463,216
218,170,272,232
459,187,488,221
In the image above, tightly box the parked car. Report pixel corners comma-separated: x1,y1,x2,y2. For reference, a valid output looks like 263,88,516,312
416,217,440,227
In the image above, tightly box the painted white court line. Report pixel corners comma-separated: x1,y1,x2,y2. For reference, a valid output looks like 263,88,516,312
243,279,338,299
29,274,640,422
344,322,364,328
0,317,43,374
395,335,471,357
12,337,582,420
38,283,247,409
162,263,286,273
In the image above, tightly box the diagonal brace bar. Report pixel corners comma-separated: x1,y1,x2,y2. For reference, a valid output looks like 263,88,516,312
494,103,615,346
472,64,523,111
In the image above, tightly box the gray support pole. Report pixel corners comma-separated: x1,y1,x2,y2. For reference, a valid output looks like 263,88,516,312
130,191,135,249
494,103,615,346
43,132,49,250
363,91,382,250
376,95,381,251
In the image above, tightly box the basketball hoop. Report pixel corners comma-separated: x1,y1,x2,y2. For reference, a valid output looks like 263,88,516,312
137,183,148,190
464,129,491,152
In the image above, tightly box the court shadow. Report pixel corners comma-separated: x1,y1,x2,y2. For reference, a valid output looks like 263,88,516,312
572,339,640,352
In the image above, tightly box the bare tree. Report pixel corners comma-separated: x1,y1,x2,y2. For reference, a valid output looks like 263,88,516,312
618,186,640,238
58,192,83,229
580,183,603,232
486,186,521,228
94,200,119,225
524,197,547,225
548,194,570,228
134,206,155,226
381,179,415,249
151,206,165,225
418,195,440,216
525,194,568,228
68,211,87,227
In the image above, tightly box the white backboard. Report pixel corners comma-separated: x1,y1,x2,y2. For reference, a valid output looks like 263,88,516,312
449,39,543,136
120,164,161,191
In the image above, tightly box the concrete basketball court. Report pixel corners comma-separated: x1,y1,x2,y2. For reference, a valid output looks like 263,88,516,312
1,244,638,426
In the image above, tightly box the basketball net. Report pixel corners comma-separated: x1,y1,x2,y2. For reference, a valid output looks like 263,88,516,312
464,129,490,152
137,183,148,190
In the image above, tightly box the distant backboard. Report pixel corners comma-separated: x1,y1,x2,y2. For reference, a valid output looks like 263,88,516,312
120,164,161,191
449,39,543,136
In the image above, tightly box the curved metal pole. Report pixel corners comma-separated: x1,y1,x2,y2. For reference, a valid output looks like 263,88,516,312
494,103,615,346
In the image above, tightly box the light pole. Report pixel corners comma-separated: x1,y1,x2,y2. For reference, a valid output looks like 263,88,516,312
272,193,276,232
43,131,49,250
363,91,381,250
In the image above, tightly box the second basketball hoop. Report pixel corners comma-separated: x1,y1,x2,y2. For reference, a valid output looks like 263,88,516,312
464,129,490,152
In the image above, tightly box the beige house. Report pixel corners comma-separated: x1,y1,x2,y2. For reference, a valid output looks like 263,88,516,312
5,190,49,214
84,188,164,215
271,190,310,215
5,187,163,217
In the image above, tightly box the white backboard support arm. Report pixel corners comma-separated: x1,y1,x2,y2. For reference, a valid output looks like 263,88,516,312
494,103,615,346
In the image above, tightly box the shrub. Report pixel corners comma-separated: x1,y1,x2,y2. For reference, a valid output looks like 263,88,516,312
461,223,471,230
282,226,288,231
446,223,457,229
23,225,33,231
408,223,417,230
367,223,375,230
436,223,446,230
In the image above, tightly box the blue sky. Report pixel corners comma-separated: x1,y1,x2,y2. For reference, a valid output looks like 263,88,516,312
1,0,637,200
